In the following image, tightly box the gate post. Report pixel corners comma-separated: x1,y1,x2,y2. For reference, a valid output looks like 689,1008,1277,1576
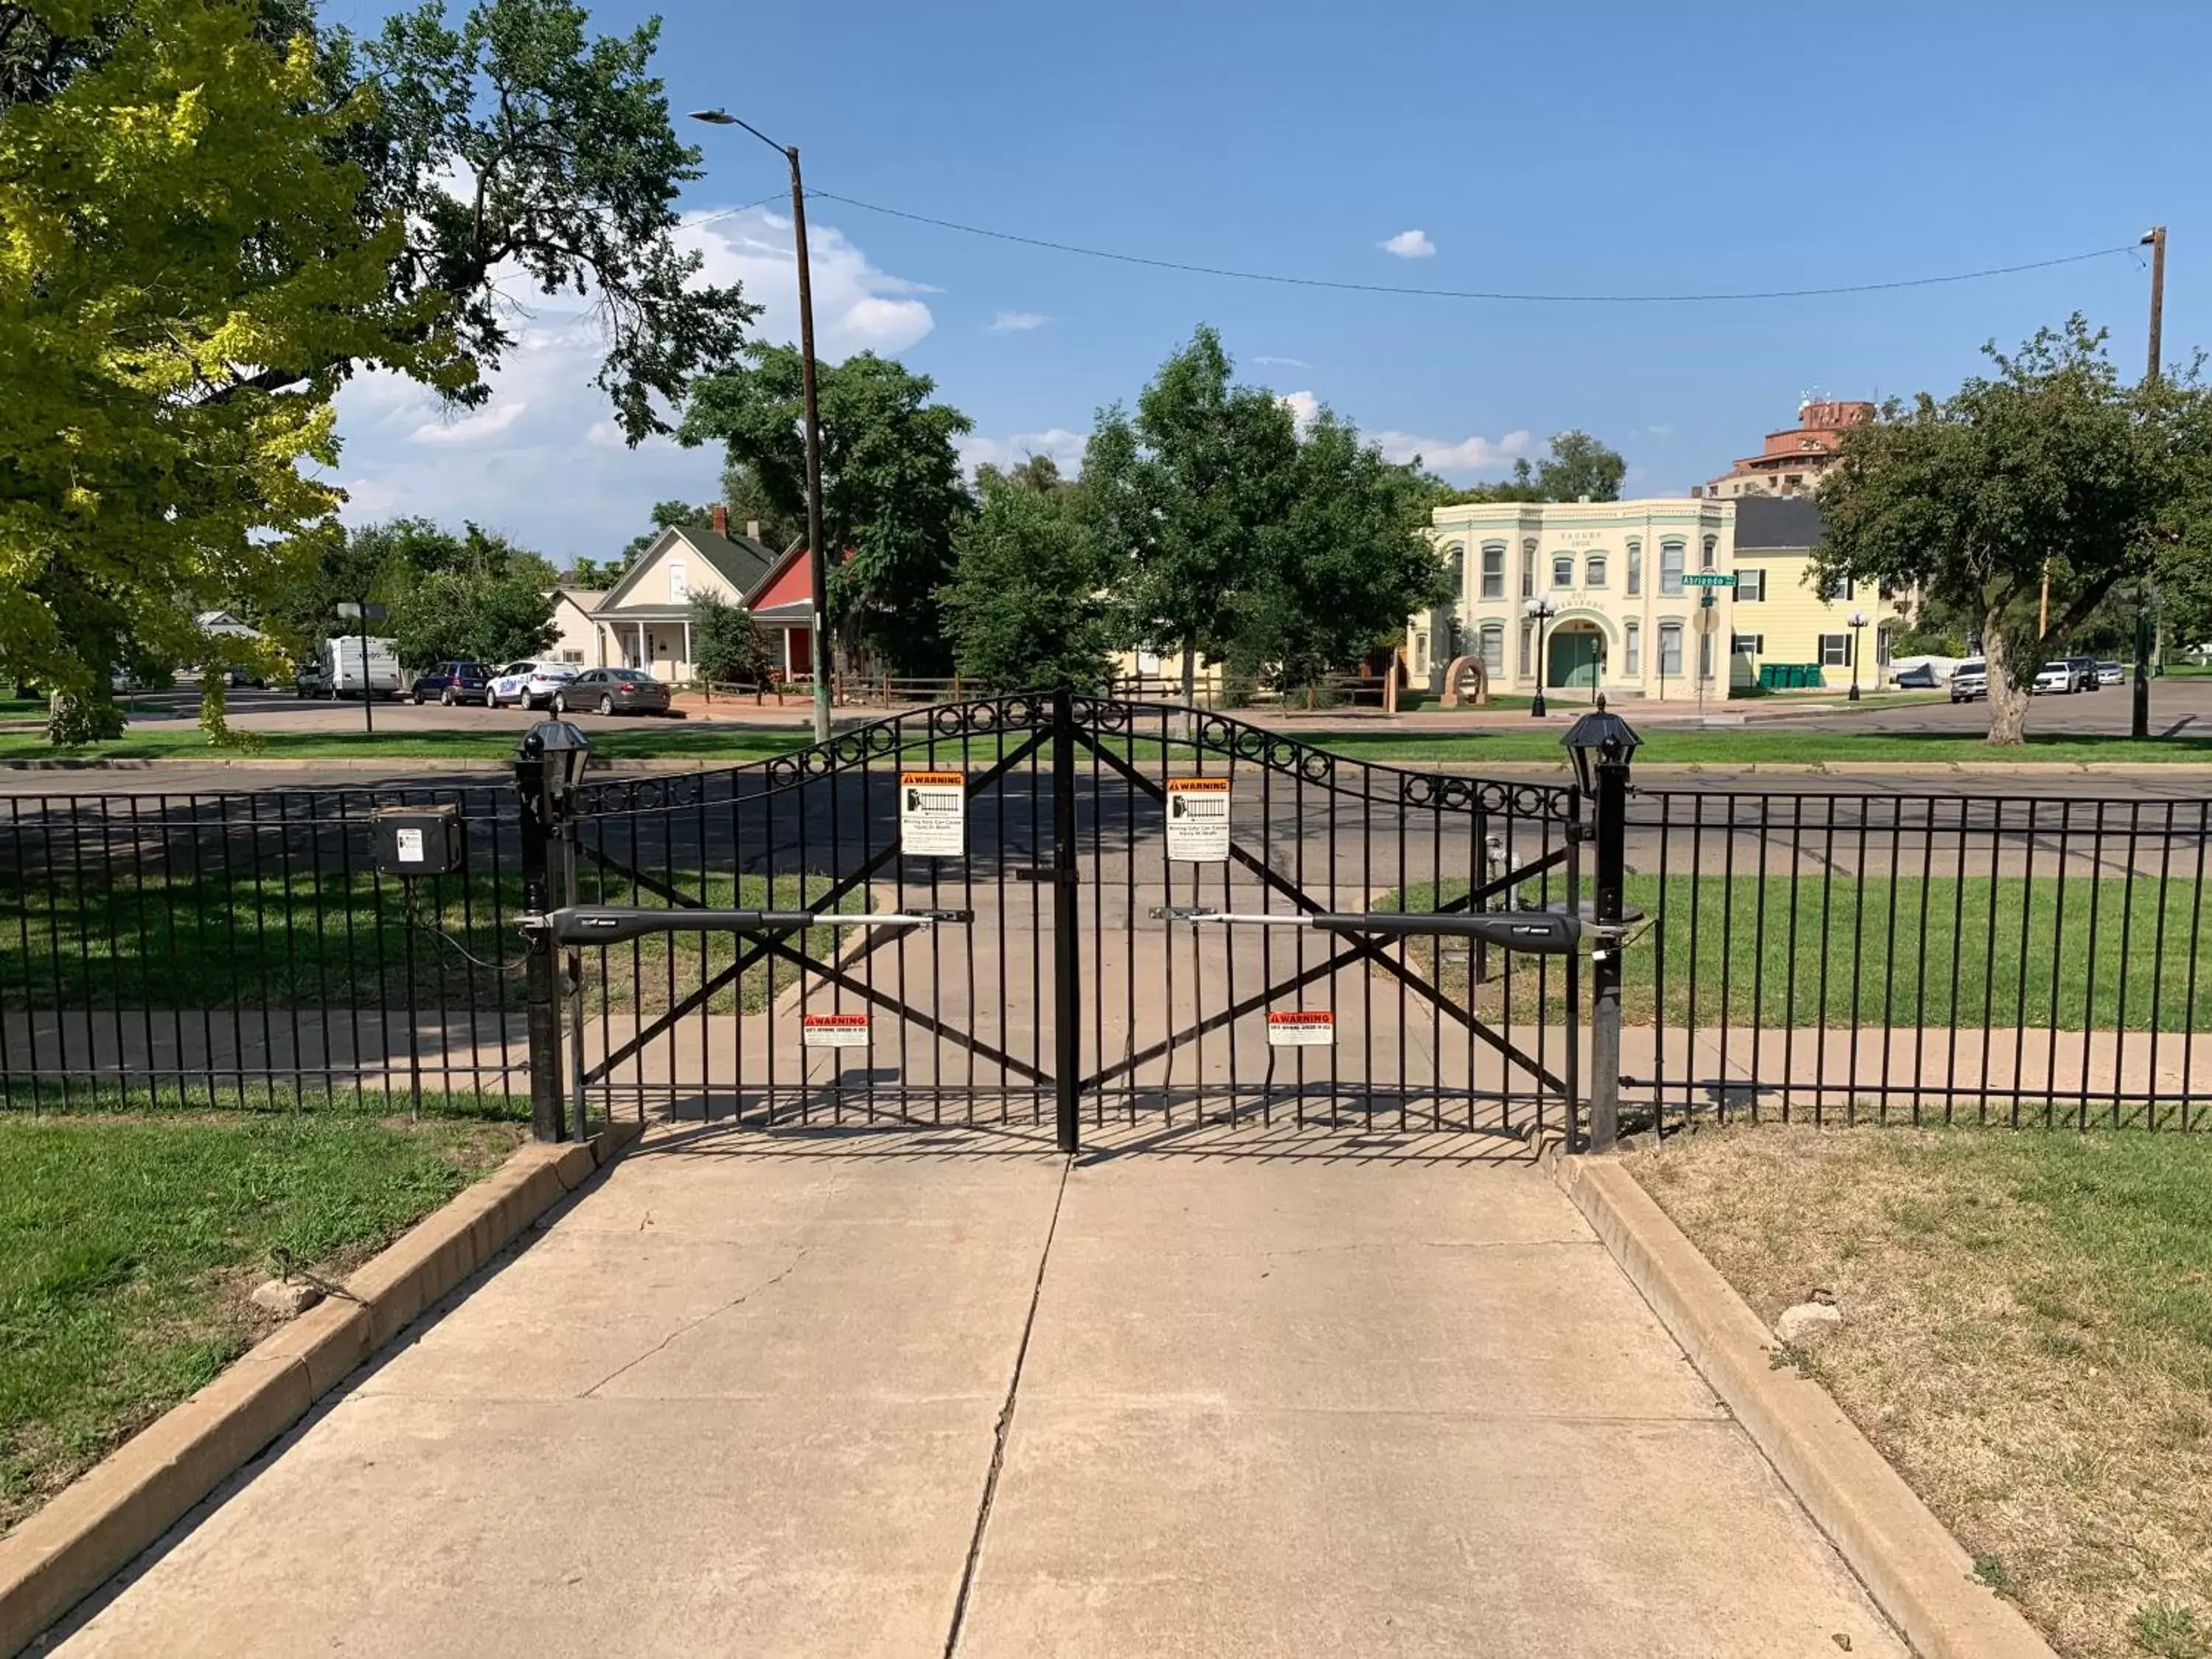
1562,701,1641,1155
515,721,592,1143
1051,687,1082,1155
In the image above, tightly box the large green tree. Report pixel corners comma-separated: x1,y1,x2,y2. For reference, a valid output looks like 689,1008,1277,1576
2,0,751,741
941,465,1119,692
678,345,974,675
1813,316,2211,745
1430,429,1629,506
1229,406,1451,691
1083,326,1299,698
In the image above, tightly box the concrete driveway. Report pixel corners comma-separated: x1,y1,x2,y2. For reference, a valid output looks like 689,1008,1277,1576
56,1125,1902,1658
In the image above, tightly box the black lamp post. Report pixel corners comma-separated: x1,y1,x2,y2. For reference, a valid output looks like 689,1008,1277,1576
1847,608,1868,702
1525,594,1558,718
1562,695,1641,1153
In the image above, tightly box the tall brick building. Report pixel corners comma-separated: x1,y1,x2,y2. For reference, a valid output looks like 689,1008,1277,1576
1701,398,1874,498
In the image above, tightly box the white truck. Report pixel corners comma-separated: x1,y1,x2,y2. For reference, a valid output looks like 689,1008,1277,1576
320,636,403,700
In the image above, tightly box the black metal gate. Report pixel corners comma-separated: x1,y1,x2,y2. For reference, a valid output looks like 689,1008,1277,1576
538,693,1586,1151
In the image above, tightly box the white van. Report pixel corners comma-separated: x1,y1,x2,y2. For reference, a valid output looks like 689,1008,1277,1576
322,636,403,700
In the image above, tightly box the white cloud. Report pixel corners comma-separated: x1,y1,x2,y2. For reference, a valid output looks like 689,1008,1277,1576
1279,389,1320,434
1373,428,1534,473
328,204,938,565
1381,229,1436,259
989,310,1048,333
408,399,529,445
1644,423,1677,438
958,428,1089,479
1253,354,1311,369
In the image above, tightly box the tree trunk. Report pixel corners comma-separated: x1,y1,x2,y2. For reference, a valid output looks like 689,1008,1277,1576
1180,640,1195,705
1982,615,2030,746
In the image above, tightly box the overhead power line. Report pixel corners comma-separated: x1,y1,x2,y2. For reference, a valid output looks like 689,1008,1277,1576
803,189,2137,305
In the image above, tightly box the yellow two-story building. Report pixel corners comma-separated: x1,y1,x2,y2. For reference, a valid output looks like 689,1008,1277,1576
1409,496,1910,702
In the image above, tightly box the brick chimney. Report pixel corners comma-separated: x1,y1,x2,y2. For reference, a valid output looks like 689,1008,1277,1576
711,504,728,538
746,520,760,542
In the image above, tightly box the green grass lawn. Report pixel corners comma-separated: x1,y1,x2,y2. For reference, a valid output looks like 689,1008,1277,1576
0,860,860,1015
1632,1127,2212,1659
1397,873,2209,1032
0,1113,524,1533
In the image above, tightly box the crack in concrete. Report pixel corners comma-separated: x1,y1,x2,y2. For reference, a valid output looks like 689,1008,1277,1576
577,1246,813,1399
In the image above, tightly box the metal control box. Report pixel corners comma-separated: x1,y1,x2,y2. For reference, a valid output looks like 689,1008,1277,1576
371,804,465,877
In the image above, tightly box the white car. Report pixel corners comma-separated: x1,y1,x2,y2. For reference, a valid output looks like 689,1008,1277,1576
1948,660,1988,702
487,660,578,711
2033,662,2072,695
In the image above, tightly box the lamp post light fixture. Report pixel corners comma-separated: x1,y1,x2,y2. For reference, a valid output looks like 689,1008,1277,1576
1524,595,1559,718
689,108,832,745
1846,608,1868,702
1560,695,1641,1152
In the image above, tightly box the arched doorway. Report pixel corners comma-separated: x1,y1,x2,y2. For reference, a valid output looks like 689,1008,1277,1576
1547,621,1605,689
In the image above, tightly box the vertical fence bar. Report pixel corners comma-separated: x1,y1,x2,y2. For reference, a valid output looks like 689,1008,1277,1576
1051,689,1080,1154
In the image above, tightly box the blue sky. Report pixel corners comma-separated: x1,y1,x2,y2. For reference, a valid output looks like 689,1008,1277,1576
331,0,2208,570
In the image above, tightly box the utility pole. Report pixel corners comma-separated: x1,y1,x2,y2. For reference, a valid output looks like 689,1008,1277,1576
690,110,833,744
2134,224,2166,741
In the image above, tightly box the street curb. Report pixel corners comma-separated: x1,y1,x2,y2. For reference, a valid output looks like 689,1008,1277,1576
0,1121,642,1659
1545,1150,2056,1659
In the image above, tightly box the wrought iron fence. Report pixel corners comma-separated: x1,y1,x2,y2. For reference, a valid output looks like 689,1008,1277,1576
1622,790,2211,1133
0,783,530,1115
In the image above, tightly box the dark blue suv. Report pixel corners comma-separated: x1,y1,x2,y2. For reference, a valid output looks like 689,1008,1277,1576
408,661,491,706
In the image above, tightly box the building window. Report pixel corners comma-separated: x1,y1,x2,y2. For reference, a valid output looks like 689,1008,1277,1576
1586,553,1608,588
1822,575,1855,602
1521,540,1537,598
1876,628,1893,667
1658,622,1683,678
1552,554,1574,589
1699,631,1714,679
667,559,689,602
560,650,585,664
1660,540,1685,597
1731,633,1764,656
1784,473,1804,490
1735,567,1766,602
1625,620,1641,675
1478,622,1505,678
1443,543,1465,597
1626,542,1642,595
1479,543,1504,599
1413,633,1428,675
1820,633,1851,667
1519,619,1534,677
1700,536,1717,571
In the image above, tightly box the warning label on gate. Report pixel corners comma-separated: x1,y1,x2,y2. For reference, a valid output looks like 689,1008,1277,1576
1164,776,1231,863
1267,1009,1336,1047
900,772,965,858
801,1013,871,1048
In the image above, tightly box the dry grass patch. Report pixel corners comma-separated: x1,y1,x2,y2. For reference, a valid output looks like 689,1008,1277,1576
1627,1126,2212,1659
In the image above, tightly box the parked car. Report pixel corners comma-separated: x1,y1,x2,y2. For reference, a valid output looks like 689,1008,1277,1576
2033,662,2073,694
321,636,403,700
409,661,490,706
1892,661,1942,689
1948,659,1988,702
2062,655,2099,692
487,660,578,711
553,667,673,717
2096,660,2124,686
293,663,331,698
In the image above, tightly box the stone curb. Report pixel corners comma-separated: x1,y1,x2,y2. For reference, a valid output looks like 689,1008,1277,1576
1547,1151,2056,1659
0,1121,641,1659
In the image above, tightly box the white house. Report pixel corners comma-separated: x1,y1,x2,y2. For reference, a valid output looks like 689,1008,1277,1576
591,508,781,683
546,587,605,669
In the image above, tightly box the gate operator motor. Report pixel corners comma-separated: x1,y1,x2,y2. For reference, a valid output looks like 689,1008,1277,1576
371,804,465,877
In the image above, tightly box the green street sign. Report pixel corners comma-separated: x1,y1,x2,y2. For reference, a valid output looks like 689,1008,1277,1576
1682,572,1736,588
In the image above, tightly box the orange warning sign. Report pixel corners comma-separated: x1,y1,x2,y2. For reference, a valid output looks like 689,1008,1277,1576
801,1013,871,1048
1266,1009,1336,1047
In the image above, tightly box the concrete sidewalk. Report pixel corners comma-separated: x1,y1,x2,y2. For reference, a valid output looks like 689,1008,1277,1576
55,1124,1903,1658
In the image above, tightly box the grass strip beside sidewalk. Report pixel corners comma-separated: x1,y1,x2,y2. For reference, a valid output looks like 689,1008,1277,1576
1630,1127,2212,1659
0,1114,524,1535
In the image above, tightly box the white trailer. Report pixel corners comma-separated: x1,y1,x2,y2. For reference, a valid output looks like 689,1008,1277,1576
323,636,403,700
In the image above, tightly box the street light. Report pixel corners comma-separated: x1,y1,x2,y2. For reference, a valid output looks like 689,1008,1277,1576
689,108,831,745
1524,595,1558,718
1846,608,1868,702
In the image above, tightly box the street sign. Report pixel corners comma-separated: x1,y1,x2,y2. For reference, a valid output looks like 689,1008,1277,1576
1682,573,1736,588
1164,776,1231,862
899,771,965,858
801,1013,869,1048
1266,1009,1335,1047
334,601,390,620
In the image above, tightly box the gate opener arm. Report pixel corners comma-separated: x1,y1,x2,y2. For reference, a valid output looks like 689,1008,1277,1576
1150,905,1606,957
533,905,972,947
